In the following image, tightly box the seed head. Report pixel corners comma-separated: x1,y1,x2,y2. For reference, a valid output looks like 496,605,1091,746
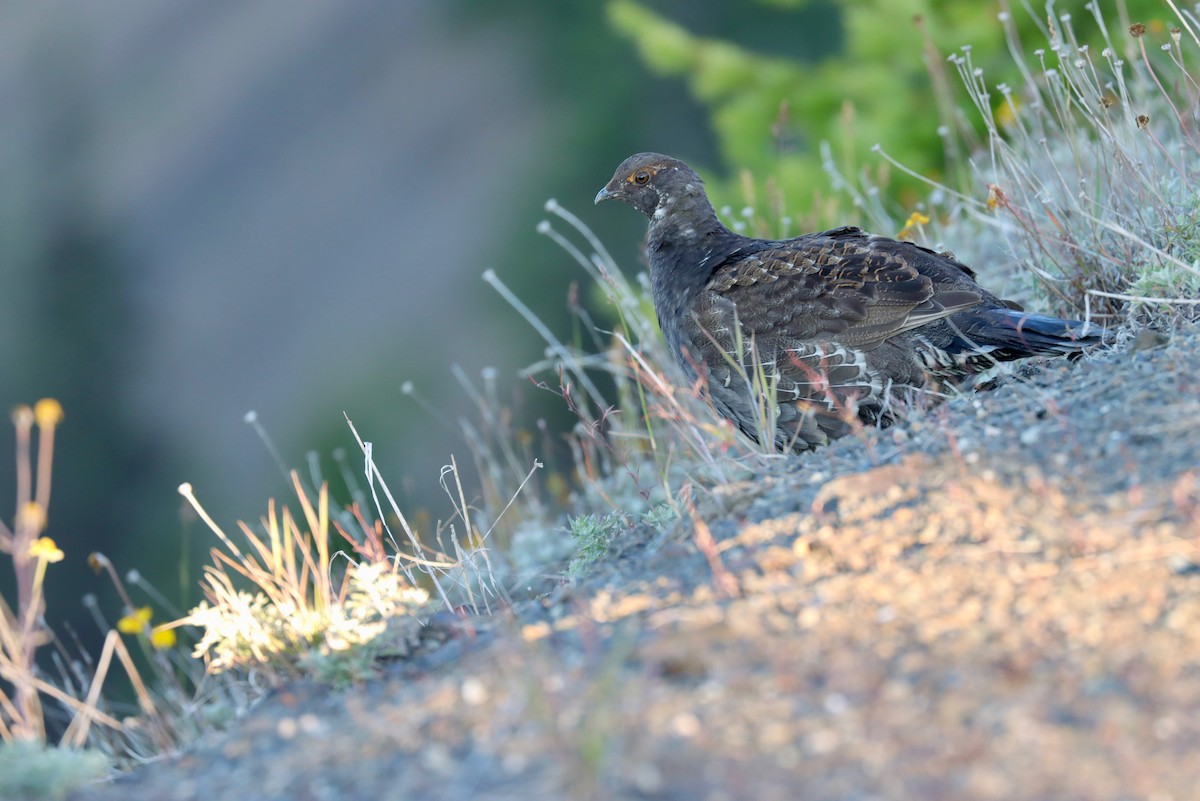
18,502,46,534
1130,23,1146,38
11,405,33,429
34,398,63,428
986,184,1006,211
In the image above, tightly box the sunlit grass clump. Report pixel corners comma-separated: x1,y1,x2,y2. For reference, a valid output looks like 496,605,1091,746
178,474,430,685
175,416,525,686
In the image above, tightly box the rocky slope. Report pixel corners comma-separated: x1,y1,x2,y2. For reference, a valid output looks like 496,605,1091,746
72,326,1200,801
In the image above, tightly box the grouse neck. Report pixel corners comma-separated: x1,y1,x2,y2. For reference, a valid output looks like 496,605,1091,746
644,191,742,364
645,191,737,287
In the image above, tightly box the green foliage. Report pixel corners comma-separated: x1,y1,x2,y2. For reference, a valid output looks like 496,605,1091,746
0,742,108,800
640,502,678,531
1163,196,1200,267
564,505,679,578
1128,197,1200,309
607,0,1176,225
566,513,625,577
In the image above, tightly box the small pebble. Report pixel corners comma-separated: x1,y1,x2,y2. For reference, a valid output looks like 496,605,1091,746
461,677,488,706
1167,555,1200,576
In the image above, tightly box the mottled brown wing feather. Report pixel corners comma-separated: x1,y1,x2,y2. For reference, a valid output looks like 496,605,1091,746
690,236,983,450
705,240,981,350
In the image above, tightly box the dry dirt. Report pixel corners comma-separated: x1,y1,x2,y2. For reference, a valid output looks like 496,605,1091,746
69,326,1200,801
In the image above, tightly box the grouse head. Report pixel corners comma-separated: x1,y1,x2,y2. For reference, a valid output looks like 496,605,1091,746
595,152,740,351
594,152,710,220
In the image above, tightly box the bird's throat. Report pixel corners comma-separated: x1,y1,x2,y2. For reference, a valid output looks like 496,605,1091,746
646,193,726,266
645,196,732,367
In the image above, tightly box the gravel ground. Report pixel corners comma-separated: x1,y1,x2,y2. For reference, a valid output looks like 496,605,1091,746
68,325,1200,801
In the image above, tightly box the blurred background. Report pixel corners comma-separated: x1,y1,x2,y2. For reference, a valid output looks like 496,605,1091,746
0,0,842,637
0,0,1168,646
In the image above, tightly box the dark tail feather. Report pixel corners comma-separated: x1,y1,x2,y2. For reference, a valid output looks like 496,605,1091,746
973,308,1104,359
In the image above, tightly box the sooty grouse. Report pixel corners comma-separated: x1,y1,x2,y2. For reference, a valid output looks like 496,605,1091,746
595,152,1103,452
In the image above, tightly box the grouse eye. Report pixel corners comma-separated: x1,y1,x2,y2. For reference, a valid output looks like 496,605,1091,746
633,170,651,185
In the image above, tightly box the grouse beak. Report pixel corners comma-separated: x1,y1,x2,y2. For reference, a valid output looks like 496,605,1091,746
594,185,616,205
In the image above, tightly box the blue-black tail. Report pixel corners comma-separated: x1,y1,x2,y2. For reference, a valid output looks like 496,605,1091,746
952,308,1105,363
936,309,1104,366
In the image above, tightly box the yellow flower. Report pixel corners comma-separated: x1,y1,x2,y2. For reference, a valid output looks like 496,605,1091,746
150,627,178,650
987,184,1005,211
34,398,63,428
118,606,153,634
897,211,931,240
995,97,1020,129
28,536,64,563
